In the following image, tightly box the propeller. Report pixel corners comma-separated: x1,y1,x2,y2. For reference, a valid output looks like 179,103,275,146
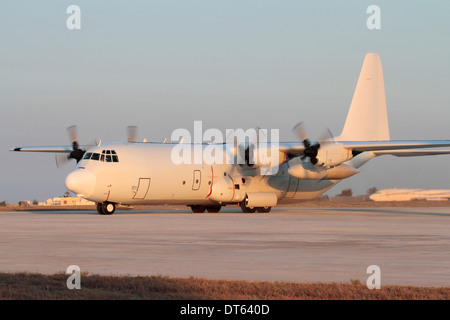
292,122,334,165
67,125,86,162
235,127,261,168
56,125,136,168
127,126,138,143
234,126,273,174
55,153,71,168
55,125,87,168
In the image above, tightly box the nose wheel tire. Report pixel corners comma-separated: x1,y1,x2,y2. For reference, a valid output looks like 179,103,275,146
97,202,116,215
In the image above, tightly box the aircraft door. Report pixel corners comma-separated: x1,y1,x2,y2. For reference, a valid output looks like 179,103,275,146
133,178,151,199
192,170,201,190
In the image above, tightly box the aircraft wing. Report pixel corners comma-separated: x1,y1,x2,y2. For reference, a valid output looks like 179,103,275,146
9,145,94,153
11,140,450,157
372,149,450,157
278,143,305,156
278,140,450,157
340,140,450,152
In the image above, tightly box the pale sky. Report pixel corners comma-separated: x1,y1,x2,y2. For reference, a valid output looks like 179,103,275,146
1,1,450,203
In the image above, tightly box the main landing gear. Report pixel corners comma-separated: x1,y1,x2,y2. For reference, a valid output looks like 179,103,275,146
190,203,271,213
190,205,222,213
239,201,271,213
96,201,116,215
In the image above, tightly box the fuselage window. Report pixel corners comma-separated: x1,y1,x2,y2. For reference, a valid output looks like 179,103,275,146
83,152,92,160
91,153,100,161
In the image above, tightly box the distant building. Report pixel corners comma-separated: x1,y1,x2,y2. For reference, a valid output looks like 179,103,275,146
370,189,450,201
44,197,95,206
330,195,370,202
0,200,8,206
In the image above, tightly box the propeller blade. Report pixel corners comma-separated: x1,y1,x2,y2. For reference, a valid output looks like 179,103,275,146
66,125,86,162
89,139,98,147
318,128,334,143
53,125,93,168
292,122,310,147
56,154,72,168
127,126,138,143
67,125,79,150
292,121,324,165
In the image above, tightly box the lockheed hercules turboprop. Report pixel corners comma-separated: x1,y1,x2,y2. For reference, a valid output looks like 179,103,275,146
11,53,450,214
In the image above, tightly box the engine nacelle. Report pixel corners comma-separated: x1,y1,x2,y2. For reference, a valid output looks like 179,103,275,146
288,157,359,180
315,143,352,167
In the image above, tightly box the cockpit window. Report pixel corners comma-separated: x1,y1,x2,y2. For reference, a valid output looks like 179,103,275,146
98,150,119,162
84,150,118,162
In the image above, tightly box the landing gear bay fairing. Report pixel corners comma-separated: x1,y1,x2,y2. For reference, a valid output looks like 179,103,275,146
11,53,450,214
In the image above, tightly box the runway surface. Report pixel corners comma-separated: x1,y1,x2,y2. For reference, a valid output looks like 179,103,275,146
1,207,449,287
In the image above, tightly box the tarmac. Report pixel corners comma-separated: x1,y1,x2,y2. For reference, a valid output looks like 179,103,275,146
1,206,449,287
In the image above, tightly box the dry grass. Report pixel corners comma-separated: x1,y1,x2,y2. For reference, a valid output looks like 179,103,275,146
1,272,449,300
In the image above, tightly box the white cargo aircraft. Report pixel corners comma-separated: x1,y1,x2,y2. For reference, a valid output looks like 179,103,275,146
11,53,450,214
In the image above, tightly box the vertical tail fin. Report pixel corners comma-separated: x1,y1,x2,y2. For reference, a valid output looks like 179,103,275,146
338,53,390,141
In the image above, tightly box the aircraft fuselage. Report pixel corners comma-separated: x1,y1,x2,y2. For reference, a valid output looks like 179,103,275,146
66,142,337,208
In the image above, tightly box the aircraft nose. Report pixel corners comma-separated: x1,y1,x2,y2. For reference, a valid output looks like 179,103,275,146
65,170,96,198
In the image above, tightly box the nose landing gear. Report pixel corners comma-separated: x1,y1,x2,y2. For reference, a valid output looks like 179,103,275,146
96,202,116,215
